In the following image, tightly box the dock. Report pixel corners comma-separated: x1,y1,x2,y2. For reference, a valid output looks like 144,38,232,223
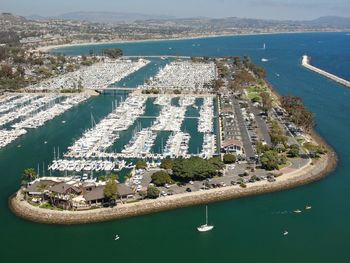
302,55,350,88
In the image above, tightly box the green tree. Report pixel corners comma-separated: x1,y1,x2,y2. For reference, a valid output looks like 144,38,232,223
223,154,236,164
135,160,147,170
208,157,225,170
147,185,160,199
288,144,300,158
233,56,241,67
172,157,221,181
151,171,173,186
260,150,280,171
269,121,288,146
103,179,118,200
160,159,174,170
256,141,270,155
99,173,119,182
281,96,315,132
0,64,13,78
21,168,37,185
260,92,272,112
102,48,123,58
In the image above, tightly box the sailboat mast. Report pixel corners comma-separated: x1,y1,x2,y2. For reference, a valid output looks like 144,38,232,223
206,205,208,225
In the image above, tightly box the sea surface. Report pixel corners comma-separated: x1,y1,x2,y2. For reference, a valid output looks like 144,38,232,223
1,32,350,263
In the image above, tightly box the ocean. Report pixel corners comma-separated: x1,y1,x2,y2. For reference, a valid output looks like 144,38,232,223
1,32,350,263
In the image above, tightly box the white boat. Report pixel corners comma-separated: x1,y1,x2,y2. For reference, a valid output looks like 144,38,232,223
283,231,289,236
294,209,302,213
305,206,312,210
197,206,214,232
261,58,269,62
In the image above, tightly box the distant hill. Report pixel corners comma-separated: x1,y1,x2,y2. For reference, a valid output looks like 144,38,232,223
137,15,350,30
307,16,350,28
28,11,174,23
0,12,27,22
26,12,350,29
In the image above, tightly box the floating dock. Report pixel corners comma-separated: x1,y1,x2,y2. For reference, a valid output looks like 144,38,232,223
302,55,350,88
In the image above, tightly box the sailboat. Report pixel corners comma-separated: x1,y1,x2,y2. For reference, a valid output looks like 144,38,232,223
197,206,214,232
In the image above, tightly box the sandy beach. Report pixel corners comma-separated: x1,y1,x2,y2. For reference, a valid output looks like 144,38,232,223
36,30,338,53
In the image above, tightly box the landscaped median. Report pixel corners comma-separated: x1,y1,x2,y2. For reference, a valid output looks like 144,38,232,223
9,145,336,225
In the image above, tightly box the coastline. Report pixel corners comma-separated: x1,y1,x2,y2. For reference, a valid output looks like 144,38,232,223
9,135,337,225
37,30,343,53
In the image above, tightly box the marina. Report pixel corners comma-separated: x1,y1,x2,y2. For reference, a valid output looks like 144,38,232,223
142,61,217,92
27,58,150,91
48,93,218,170
0,94,90,149
1,32,347,263
64,95,148,159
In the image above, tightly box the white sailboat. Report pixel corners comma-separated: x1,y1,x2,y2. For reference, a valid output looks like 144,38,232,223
197,205,214,232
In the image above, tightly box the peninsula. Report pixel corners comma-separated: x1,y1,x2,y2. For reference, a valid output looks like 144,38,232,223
9,56,337,224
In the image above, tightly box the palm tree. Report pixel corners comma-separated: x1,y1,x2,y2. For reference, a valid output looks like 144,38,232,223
21,168,37,186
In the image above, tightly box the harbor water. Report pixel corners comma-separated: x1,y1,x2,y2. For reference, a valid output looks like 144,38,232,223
1,32,350,262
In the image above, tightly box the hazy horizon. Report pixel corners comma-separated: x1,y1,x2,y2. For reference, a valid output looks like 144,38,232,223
1,0,350,21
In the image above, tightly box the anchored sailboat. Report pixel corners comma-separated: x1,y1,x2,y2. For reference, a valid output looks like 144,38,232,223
197,205,214,232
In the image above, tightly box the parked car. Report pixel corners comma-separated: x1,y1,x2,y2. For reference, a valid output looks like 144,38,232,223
231,181,237,185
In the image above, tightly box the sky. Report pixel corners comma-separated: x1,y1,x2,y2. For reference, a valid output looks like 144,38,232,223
0,0,349,20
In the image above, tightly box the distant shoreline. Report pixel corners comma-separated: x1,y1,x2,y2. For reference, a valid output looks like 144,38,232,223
37,30,343,53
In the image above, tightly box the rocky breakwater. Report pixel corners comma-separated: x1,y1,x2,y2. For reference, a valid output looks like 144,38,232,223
9,138,337,225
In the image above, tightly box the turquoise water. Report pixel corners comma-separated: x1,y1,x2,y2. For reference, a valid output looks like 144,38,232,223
2,32,350,262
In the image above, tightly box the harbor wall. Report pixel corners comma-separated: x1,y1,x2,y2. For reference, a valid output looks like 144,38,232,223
302,55,350,88
9,145,337,225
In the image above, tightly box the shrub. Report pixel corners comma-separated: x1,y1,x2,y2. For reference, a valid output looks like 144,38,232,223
223,154,236,164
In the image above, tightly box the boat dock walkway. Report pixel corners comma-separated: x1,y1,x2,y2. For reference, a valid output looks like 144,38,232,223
123,55,191,59
302,55,350,88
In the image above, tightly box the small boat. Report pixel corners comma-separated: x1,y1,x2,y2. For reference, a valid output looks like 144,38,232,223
115,235,120,240
261,58,269,62
294,209,302,213
44,141,48,144
283,231,289,236
305,206,312,210
197,205,214,232
61,120,66,124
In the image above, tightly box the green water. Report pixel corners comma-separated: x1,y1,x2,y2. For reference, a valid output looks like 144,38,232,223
2,32,350,262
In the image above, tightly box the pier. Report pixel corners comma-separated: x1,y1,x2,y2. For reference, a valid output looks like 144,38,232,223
302,55,350,88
